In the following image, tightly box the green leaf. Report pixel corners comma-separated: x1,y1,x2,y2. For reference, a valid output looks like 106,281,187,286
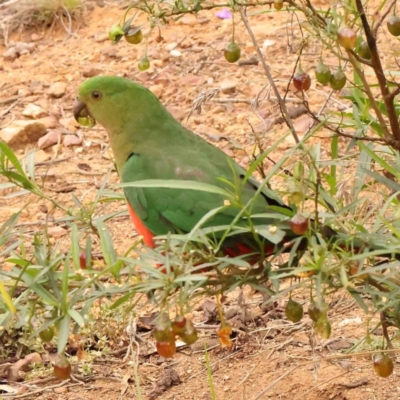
119,179,229,196
68,309,85,327
57,314,71,354
256,226,286,244
111,291,136,309
96,220,117,265
71,225,80,270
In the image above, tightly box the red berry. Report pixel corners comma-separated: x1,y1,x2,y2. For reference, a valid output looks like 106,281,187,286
337,26,356,49
79,252,87,269
293,70,311,91
217,323,233,347
373,354,394,378
54,355,71,380
172,315,187,335
156,340,176,358
290,213,308,235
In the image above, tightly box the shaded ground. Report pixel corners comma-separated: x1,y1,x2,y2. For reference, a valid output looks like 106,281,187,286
1,0,400,399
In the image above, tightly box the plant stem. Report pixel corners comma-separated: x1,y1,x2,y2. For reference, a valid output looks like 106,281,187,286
355,0,400,145
239,7,300,144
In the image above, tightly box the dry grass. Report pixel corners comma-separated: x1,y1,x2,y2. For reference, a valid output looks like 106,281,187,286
0,0,84,42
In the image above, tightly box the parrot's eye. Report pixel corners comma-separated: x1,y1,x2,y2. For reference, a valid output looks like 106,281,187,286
91,91,102,100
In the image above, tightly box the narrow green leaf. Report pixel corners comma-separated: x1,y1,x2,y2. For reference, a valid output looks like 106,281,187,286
57,314,71,354
68,309,85,327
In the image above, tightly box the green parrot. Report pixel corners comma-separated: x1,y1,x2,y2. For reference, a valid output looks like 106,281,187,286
72,76,318,260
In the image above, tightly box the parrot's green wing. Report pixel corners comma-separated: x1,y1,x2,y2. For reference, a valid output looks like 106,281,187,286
121,145,291,237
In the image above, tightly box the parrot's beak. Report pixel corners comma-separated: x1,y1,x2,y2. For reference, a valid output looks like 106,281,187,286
73,98,96,128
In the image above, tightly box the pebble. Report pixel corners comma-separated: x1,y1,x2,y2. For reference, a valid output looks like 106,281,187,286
48,82,67,98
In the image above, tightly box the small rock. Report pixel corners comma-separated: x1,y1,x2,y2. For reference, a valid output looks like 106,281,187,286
180,74,204,86
82,66,101,77
30,33,41,42
48,226,68,238
59,117,80,131
149,84,164,98
34,149,51,163
0,121,47,150
165,42,178,51
101,46,118,57
196,124,222,139
38,115,58,129
3,47,18,61
263,39,276,48
38,130,61,149
22,104,47,119
49,82,67,98
167,107,187,122
53,387,68,394
170,49,182,58
293,115,314,133
63,135,82,147
220,80,236,94
94,33,109,43
180,14,198,25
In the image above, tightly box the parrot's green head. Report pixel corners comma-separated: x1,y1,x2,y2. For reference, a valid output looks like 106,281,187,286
74,76,168,132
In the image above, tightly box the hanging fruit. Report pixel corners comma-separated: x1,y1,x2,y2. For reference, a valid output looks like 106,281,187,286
315,60,331,85
337,26,356,49
224,42,241,63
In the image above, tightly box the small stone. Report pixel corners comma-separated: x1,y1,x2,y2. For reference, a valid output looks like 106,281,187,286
94,33,109,43
38,130,61,149
63,135,82,147
180,14,198,25
3,47,18,61
170,49,182,58
34,150,51,163
167,106,187,122
220,80,236,94
30,33,41,42
0,121,47,150
53,387,68,394
49,82,67,98
82,66,101,77
180,74,204,86
38,115,58,129
149,84,164,98
48,226,68,238
101,46,117,57
22,104,48,119
165,42,178,51
59,117,80,132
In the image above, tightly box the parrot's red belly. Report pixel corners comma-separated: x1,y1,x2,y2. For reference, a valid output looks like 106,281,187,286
127,202,155,248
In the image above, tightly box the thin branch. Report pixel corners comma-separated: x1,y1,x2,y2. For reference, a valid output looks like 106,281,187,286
239,7,299,144
372,0,397,37
381,311,394,350
346,51,392,140
356,0,400,143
